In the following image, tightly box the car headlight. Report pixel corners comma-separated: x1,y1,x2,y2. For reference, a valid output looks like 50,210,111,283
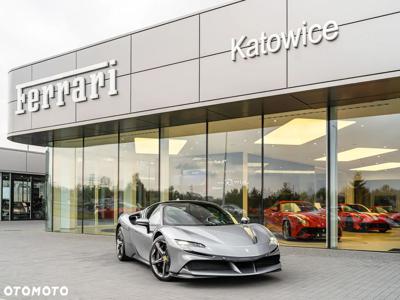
175,239,206,249
269,236,279,247
294,215,308,225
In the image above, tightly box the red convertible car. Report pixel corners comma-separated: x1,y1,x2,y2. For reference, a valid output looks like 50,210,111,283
338,204,390,232
264,200,335,240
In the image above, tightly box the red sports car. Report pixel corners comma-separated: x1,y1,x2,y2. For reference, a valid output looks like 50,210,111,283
264,200,335,240
338,204,390,233
371,206,400,226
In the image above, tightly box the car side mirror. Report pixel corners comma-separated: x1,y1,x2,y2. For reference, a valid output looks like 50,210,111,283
136,218,150,233
241,217,250,224
271,207,278,212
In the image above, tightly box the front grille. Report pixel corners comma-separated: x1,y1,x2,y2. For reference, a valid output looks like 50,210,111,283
300,228,326,235
254,255,280,270
185,255,280,274
185,260,231,272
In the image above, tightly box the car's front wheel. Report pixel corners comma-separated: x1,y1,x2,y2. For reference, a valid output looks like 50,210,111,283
150,236,173,281
116,226,129,261
282,221,292,240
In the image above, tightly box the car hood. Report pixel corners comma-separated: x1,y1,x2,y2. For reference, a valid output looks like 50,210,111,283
162,224,274,257
293,210,326,222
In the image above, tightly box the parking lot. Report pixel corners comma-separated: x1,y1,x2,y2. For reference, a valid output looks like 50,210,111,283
0,221,399,300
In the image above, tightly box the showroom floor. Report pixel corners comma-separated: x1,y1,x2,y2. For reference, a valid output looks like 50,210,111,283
275,228,400,251
0,221,399,300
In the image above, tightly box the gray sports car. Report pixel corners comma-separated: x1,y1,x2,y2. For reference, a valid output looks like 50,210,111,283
116,200,281,281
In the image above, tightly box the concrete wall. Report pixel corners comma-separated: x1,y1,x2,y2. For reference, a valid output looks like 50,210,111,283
7,0,400,141
0,148,46,175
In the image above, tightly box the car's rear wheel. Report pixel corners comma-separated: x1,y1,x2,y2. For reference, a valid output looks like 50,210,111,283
282,221,292,240
150,236,173,281
116,226,129,261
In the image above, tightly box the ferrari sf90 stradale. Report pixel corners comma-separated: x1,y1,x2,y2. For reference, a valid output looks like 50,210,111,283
116,201,281,281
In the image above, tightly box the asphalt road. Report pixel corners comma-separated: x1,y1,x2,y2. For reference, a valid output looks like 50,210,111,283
0,221,399,300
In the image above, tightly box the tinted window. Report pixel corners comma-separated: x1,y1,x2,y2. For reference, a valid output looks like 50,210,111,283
163,203,234,226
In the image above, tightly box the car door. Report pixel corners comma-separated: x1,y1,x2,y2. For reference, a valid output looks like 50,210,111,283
130,205,162,261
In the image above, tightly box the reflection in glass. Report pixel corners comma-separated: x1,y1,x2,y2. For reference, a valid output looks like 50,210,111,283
208,116,262,222
263,109,327,247
119,129,159,214
83,134,118,235
336,98,400,251
160,123,206,201
53,139,83,233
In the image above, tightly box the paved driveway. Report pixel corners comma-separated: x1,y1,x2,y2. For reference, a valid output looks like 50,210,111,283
0,221,399,300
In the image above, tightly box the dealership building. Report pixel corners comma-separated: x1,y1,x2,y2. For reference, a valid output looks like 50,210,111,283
7,0,400,252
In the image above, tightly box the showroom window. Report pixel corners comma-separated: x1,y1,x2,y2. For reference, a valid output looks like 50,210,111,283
119,129,159,214
263,109,329,247
160,123,206,202
208,116,262,223
53,139,83,233
83,134,118,235
335,98,400,251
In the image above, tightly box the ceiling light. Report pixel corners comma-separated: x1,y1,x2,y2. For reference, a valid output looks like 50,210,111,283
255,118,355,145
255,169,315,174
248,162,269,168
134,138,187,155
350,162,400,172
316,148,397,162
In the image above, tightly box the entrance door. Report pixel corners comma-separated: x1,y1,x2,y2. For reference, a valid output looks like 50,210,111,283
12,174,31,220
32,176,45,220
1,173,11,221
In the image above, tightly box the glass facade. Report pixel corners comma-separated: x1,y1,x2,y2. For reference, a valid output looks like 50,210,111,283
47,98,400,251
0,172,46,221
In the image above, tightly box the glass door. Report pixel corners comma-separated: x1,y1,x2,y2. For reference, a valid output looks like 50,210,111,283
32,176,46,220
1,173,11,221
12,174,32,220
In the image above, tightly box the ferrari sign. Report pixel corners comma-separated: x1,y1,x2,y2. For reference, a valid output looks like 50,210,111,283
15,59,118,115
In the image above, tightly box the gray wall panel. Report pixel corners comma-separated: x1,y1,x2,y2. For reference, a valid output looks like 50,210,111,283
132,60,199,112
132,16,199,72
200,0,286,56
76,75,131,122
31,91,76,129
27,152,46,174
8,66,31,101
200,51,286,101
77,36,131,81
32,53,76,80
288,14,400,87
0,149,27,173
8,101,31,132
289,0,400,28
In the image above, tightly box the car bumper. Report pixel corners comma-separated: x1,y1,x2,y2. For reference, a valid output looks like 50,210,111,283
172,253,281,278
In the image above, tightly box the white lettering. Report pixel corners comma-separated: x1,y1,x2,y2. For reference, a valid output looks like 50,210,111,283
72,77,87,103
323,20,340,41
31,286,41,296
27,89,40,112
231,36,247,61
42,286,51,297
4,286,13,296
60,286,69,296
15,87,26,115
108,69,118,96
90,72,105,100
308,24,323,44
246,38,259,58
231,20,339,61
42,85,55,109
56,81,70,106
267,33,282,53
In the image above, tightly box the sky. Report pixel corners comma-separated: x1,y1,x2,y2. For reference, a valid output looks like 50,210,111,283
0,0,230,152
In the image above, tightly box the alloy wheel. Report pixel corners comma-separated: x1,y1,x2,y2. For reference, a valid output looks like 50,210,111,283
150,239,171,280
116,228,124,259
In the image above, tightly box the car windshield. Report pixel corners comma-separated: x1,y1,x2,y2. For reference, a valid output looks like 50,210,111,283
163,203,235,226
375,207,388,213
280,202,317,213
349,204,370,212
340,205,356,212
